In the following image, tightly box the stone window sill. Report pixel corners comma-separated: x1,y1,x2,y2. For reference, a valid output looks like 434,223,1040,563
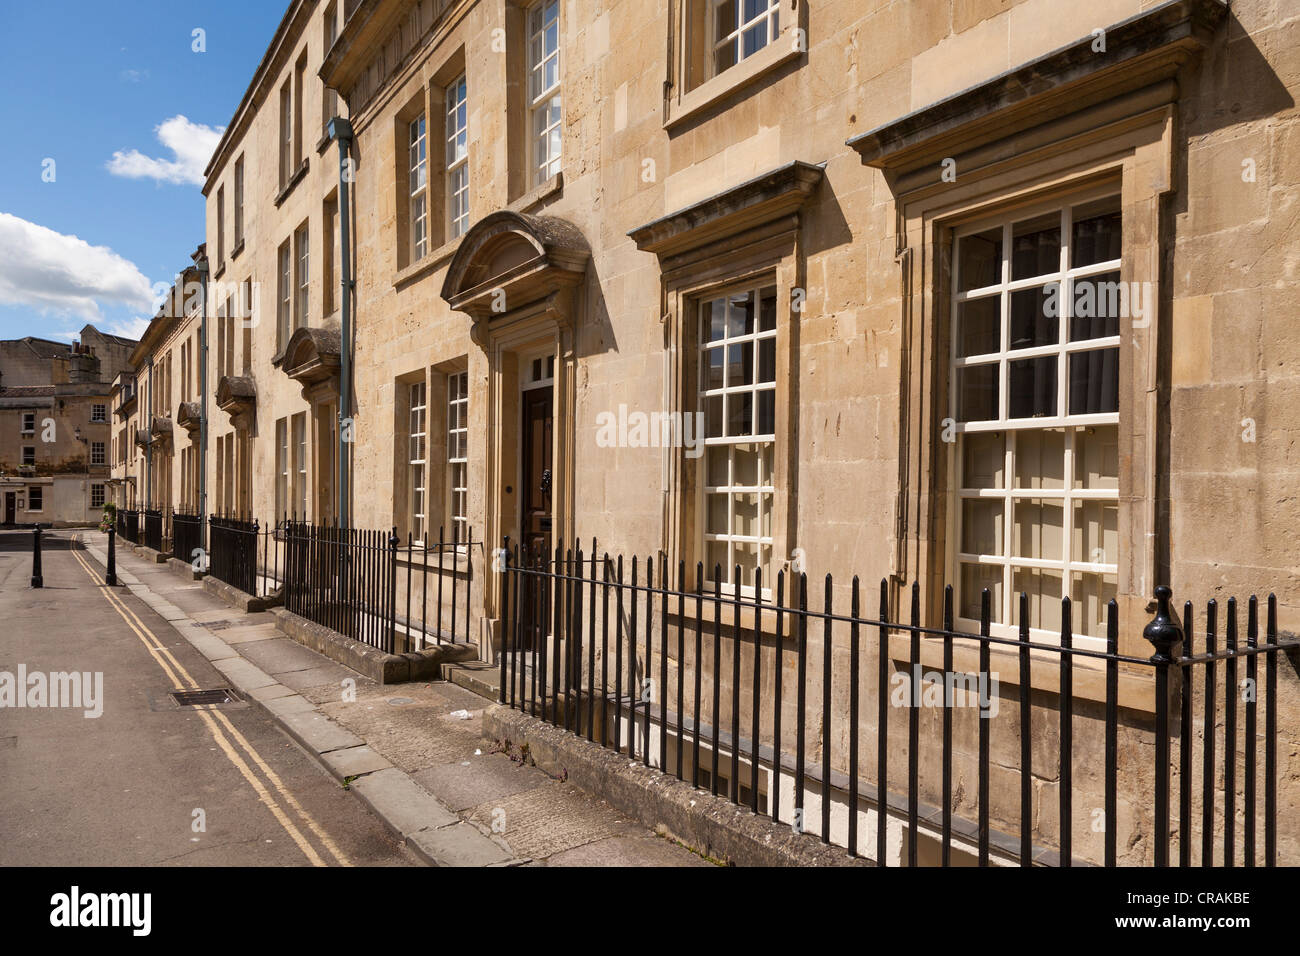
510,171,564,213
397,546,471,573
274,160,310,208
666,33,804,132
393,234,465,288
230,238,245,262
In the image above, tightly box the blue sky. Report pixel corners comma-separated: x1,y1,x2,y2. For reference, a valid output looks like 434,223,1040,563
0,0,287,343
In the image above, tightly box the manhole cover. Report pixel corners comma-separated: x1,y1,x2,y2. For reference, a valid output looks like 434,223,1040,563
171,688,241,707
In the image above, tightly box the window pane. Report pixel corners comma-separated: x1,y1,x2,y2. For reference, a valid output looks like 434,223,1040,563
1013,428,1064,488
715,0,736,37
726,392,753,437
1013,499,1063,560
707,493,729,534
1072,499,1118,565
961,499,1003,554
957,227,1002,292
707,445,729,486
735,493,759,537
1008,356,1056,418
1011,213,1061,280
1010,285,1058,349
706,299,726,343
1071,197,1122,267
1068,348,1119,415
1012,568,1063,631
705,395,724,436
713,41,737,74
727,292,754,337
704,346,724,390
758,337,775,382
957,364,998,422
955,295,999,357
1070,571,1117,639
960,563,1003,624
757,390,775,435
706,540,729,580
1073,425,1119,490
961,431,1005,489
726,342,753,386
1070,271,1122,340
759,287,776,330
733,443,759,486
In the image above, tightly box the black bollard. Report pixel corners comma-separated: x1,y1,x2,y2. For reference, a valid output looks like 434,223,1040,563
30,525,43,588
106,525,118,586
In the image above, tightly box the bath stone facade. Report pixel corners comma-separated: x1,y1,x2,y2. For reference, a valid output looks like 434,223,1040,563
0,327,135,527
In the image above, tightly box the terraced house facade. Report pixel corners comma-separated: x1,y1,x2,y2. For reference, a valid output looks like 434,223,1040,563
168,0,1300,866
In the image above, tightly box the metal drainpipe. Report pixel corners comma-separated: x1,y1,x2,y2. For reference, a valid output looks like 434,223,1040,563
329,116,354,530
144,350,153,509
196,257,209,549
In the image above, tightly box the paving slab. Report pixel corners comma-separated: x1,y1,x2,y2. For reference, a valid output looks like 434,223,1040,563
350,768,459,833
543,833,715,867
276,662,358,692
278,710,365,754
182,629,240,663
217,624,281,644
238,637,334,675
213,656,277,691
263,694,318,717
247,683,299,703
413,754,552,813
465,784,636,861
408,822,513,867
321,745,393,780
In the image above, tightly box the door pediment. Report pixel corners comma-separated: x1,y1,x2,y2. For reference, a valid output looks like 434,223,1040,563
440,211,590,341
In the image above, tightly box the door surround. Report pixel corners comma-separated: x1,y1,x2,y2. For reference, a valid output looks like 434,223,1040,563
440,210,590,656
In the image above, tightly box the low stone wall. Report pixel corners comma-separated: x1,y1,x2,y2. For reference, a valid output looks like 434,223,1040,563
482,704,867,867
201,574,269,613
165,556,205,581
270,607,478,684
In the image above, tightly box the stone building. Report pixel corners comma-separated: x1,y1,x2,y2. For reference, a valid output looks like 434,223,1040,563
197,0,1299,864
0,327,136,526
111,256,208,532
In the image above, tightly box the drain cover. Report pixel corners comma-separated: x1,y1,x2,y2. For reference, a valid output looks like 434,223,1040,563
171,688,241,707
203,620,237,631
387,697,414,706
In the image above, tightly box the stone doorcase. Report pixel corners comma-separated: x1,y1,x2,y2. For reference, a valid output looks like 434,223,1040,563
441,210,591,658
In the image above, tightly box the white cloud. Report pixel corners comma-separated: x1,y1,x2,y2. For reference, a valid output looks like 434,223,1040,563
0,213,156,321
100,316,152,340
106,115,224,187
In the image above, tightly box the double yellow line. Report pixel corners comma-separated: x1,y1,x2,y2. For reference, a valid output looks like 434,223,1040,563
68,537,352,867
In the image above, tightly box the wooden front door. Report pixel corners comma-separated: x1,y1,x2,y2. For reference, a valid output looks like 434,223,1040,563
4,492,14,525
519,386,553,648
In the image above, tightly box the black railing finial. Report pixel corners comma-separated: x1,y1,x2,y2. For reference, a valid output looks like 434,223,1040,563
1144,585,1183,662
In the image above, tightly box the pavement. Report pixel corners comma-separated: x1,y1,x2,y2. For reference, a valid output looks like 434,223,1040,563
5,529,711,867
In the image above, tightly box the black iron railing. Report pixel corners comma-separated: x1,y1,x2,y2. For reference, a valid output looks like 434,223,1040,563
497,542,1297,867
142,508,163,552
208,515,258,595
118,508,140,545
172,511,203,565
279,520,479,654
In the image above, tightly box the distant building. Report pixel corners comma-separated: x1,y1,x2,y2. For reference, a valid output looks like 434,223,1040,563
0,326,137,526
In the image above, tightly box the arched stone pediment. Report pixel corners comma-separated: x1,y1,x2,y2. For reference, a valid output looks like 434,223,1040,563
440,211,590,340
279,326,341,387
216,375,257,426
